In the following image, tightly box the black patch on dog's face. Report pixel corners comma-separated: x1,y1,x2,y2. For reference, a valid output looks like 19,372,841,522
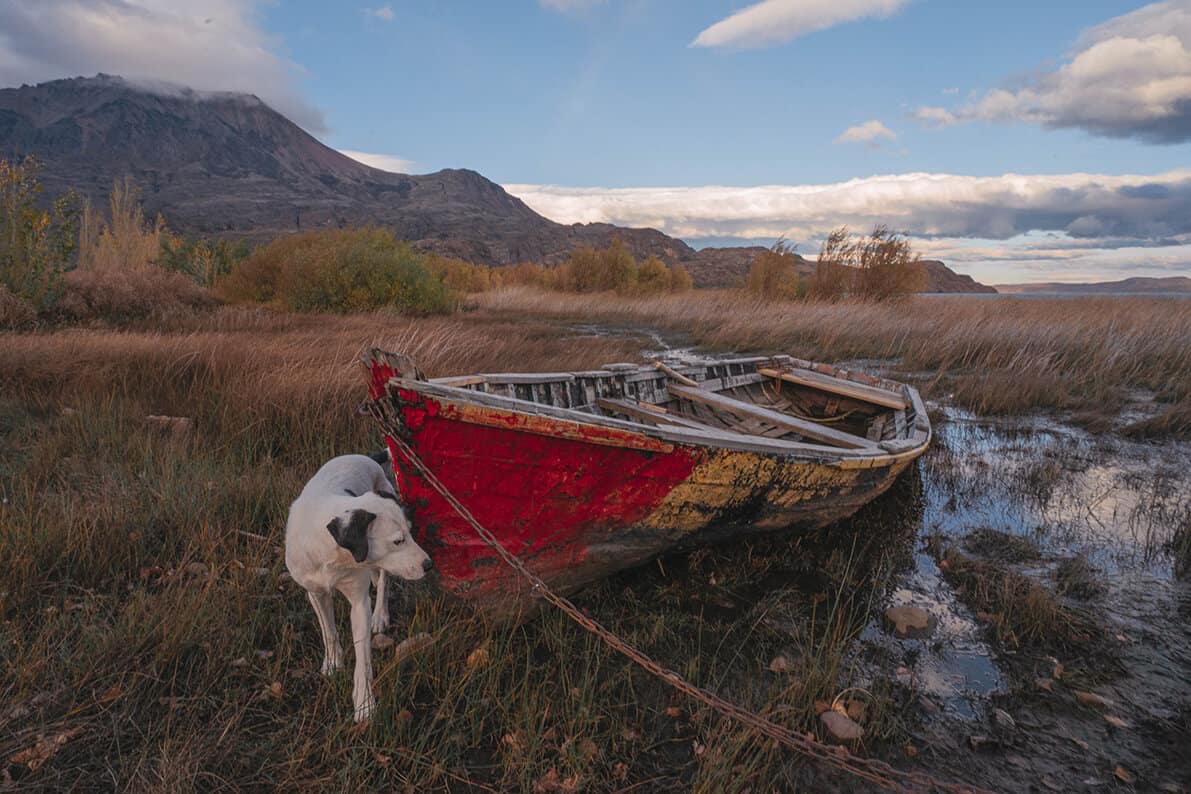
326,509,376,563
343,488,358,497
373,490,400,503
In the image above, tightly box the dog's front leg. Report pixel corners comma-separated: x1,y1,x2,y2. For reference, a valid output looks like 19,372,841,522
307,590,342,675
370,570,389,633
342,577,376,722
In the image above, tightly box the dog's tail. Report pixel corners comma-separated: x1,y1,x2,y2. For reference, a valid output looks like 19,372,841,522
367,448,391,466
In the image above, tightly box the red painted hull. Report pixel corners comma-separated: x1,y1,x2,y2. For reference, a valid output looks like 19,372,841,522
366,353,928,612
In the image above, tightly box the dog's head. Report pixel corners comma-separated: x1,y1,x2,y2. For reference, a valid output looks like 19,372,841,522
325,494,432,580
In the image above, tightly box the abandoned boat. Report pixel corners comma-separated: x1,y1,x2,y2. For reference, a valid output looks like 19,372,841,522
363,349,930,610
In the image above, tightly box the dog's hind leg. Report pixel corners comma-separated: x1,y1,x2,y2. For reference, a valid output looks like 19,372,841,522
341,577,376,723
307,590,343,676
370,570,390,634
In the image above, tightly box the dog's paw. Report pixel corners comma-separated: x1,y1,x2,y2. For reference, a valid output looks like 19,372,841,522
320,657,344,676
353,696,376,723
369,611,390,634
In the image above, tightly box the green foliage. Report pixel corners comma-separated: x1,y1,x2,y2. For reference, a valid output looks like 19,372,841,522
0,156,78,311
220,228,456,315
746,240,800,300
156,235,249,287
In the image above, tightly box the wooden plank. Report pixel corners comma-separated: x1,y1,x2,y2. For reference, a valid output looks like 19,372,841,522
652,360,700,387
759,367,908,410
893,409,907,439
867,414,887,442
597,398,715,431
669,384,879,450
482,372,576,384
430,375,487,388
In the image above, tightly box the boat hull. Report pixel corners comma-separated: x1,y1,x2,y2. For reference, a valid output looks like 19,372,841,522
368,359,925,613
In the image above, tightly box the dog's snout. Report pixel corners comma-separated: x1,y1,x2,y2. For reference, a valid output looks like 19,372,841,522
422,556,434,572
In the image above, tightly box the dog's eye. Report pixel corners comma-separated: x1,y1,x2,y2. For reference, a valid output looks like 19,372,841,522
393,532,404,545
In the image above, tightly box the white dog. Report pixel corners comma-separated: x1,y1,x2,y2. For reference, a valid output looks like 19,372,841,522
285,453,432,722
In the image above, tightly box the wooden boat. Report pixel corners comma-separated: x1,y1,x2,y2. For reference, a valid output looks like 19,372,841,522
363,349,930,612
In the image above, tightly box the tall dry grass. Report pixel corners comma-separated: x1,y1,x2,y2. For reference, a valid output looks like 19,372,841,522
475,288,1191,423
1,309,924,791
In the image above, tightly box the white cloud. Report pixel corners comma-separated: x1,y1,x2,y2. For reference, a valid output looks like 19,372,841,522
505,171,1191,283
692,0,910,49
0,0,324,132
835,120,896,147
914,1,1191,142
504,170,1191,244
366,5,394,22
339,150,415,173
912,106,958,127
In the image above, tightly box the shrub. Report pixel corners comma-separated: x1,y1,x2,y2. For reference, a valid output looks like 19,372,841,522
0,156,78,311
0,284,37,330
51,267,218,325
669,263,694,292
746,241,800,300
808,226,925,301
426,254,493,293
157,235,249,287
636,255,670,295
568,239,637,293
220,228,456,315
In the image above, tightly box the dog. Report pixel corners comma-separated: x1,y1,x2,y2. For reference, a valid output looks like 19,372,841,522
285,452,432,722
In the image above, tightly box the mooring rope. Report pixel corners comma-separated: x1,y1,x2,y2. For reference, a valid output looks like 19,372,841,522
365,395,987,794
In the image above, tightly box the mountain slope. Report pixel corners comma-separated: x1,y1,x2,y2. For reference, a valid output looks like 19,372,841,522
994,277,1191,295
0,74,690,264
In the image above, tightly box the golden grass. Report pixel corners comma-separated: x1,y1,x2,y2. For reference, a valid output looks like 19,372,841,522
476,288,1191,421
0,308,919,791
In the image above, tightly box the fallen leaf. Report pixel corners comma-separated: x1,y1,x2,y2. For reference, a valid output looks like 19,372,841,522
266,681,282,699
665,706,683,719
846,699,868,723
1076,691,1112,709
392,632,434,663
1104,714,1131,729
578,738,599,761
1071,737,1090,751
813,700,831,715
372,751,391,767
1115,765,1135,784
612,762,629,781
466,644,490,669
905,744,918,759
10,727,84,771
768,655,796,673
1041,774,1062,791
1035,677,1054,693
371,633,394,650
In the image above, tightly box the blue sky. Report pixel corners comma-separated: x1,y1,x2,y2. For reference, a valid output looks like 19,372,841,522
1,0,1190,283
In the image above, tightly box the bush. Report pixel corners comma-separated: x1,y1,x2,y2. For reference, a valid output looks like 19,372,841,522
51,267,218,325
220,228,456,315
78,177,166,272
636,255,670,295
0,156,78,311
568,239,638,293
808,226,925,301
746,241,800,300
669,263,694,292
157,235,249,287
0,284,37,330
426,254,493,293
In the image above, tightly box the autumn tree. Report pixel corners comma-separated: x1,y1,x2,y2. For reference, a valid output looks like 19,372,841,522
0,156,78,311
746,240,801,300
636,255,670,295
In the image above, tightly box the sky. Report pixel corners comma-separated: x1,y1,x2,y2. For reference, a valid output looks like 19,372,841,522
1,1,1190,283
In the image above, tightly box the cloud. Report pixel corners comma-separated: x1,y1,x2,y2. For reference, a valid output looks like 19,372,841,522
835,120,896,147
692,0,910,49
914,1,1191,143
339,149,415,173
503,170,1191,244
912,106,958,127
365,5,394,22
0,0,324,132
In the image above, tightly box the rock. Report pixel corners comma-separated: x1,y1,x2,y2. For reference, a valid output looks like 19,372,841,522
1076,691,1113,709
885,605,937,639
820,711,864,744
992,708,1016,732
371,633,394,650
768,655,796,673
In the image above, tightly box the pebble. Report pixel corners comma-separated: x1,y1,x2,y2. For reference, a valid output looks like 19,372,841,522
885,605,937,639
820,711,864,744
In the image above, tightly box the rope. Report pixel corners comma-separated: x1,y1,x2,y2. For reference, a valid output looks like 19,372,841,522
365,395,987,794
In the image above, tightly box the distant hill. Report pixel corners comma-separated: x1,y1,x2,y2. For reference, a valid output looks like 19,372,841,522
684,248,996,294
0,74,690,265
995,277,1191,295
0,74,994,294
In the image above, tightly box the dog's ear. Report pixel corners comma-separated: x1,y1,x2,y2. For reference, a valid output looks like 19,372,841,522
326,509,376,563
372,490,400,504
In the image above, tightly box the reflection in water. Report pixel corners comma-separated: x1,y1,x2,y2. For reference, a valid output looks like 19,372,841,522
858,406,1191,720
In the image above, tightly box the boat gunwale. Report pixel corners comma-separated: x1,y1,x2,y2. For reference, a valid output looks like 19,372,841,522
383,359,931,466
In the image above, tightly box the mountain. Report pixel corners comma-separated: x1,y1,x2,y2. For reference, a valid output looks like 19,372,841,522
994,277,1191,295
1,75,992,294
684,248,997,293
0,74,690,264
